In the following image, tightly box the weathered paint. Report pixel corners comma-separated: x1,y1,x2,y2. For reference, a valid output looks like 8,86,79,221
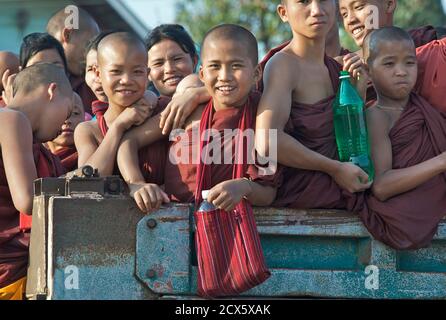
27,177,446,300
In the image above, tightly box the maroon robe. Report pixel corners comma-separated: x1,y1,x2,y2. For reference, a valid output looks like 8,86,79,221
53,146,78,172
272,56,363,212
164,91,282,203
362,93,446,249
408,25,438,48
91,100,109,118
270,55,446,249
95,97,170,185
0,144,64,288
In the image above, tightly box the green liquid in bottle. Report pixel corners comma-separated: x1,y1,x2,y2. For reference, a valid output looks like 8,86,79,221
333,71,374,181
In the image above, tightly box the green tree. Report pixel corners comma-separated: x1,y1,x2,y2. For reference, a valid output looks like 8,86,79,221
176,0,445,53
176,0,291,53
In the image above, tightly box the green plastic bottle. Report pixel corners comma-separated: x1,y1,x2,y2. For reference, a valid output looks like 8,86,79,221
333,71,374,181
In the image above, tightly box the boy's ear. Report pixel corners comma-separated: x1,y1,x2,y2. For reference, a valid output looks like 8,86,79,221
277,3,288,23
61,28,74,44
198,65,204,82
47,83,58,101
253,64,263,84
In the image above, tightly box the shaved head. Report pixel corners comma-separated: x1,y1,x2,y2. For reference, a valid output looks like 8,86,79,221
0,51,19,91
97,32,147,65
47,7,100,76
201,24,258,66
364,26,414,65
47,7,99,38
13,63,72,97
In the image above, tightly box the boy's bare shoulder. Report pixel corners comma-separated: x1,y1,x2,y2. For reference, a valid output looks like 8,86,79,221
366,106,391,131
0,108,33,146
75,119,102,141
0,109,31,132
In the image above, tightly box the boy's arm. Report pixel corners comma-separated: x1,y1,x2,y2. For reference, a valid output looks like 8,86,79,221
256,55,371,193
75,104,151,176
160,74,210,134
368,108,446,201
0,112,37,213
116,136,146,184
207,178,276,212
116,135,170,214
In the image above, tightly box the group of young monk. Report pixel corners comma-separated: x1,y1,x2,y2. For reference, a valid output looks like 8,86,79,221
0,0,445,299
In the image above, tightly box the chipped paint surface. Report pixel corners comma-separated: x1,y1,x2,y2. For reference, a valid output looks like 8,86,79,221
28,178,446,300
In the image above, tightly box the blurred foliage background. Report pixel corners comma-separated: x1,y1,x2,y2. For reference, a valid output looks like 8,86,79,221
176,0,446,55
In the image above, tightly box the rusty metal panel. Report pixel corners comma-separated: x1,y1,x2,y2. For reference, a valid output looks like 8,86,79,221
27,177,446,300
46,195,156,300
135,204,192,295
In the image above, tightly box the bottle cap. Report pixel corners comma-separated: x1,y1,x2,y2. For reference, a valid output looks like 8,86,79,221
339,71,350,79
201,190,210,200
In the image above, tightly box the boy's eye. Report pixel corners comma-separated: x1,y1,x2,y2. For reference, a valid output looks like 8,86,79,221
232,64,244,69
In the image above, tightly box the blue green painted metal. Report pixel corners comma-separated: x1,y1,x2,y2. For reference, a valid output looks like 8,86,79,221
26,177,446,300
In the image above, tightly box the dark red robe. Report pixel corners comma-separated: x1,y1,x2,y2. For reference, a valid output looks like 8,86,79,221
164,91,282,203
362,93,446,249
95,97,170,185
272,56,363,212
270,55,446,250
408,25,438,48
53,146,78,172
0,144,64,288
91,100,109,119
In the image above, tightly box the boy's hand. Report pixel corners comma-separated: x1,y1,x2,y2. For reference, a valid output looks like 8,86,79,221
207,179,252,212
160,88,199,135
331,162,372,193
115,104,152,131
129,183,170,213
2,69,17,105
342,53,369,98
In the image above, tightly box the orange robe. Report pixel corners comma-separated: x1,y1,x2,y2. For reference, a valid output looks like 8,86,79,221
415,37,446,112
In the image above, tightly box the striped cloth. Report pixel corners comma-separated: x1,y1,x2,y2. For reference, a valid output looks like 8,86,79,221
194,97,270,298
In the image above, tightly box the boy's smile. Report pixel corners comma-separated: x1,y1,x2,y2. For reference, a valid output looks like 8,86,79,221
200,39,259,110
98,41,148,108
339,0,396,47
148,39,195,97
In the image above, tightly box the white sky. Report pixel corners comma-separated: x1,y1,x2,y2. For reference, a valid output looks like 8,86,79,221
122,0,177,29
